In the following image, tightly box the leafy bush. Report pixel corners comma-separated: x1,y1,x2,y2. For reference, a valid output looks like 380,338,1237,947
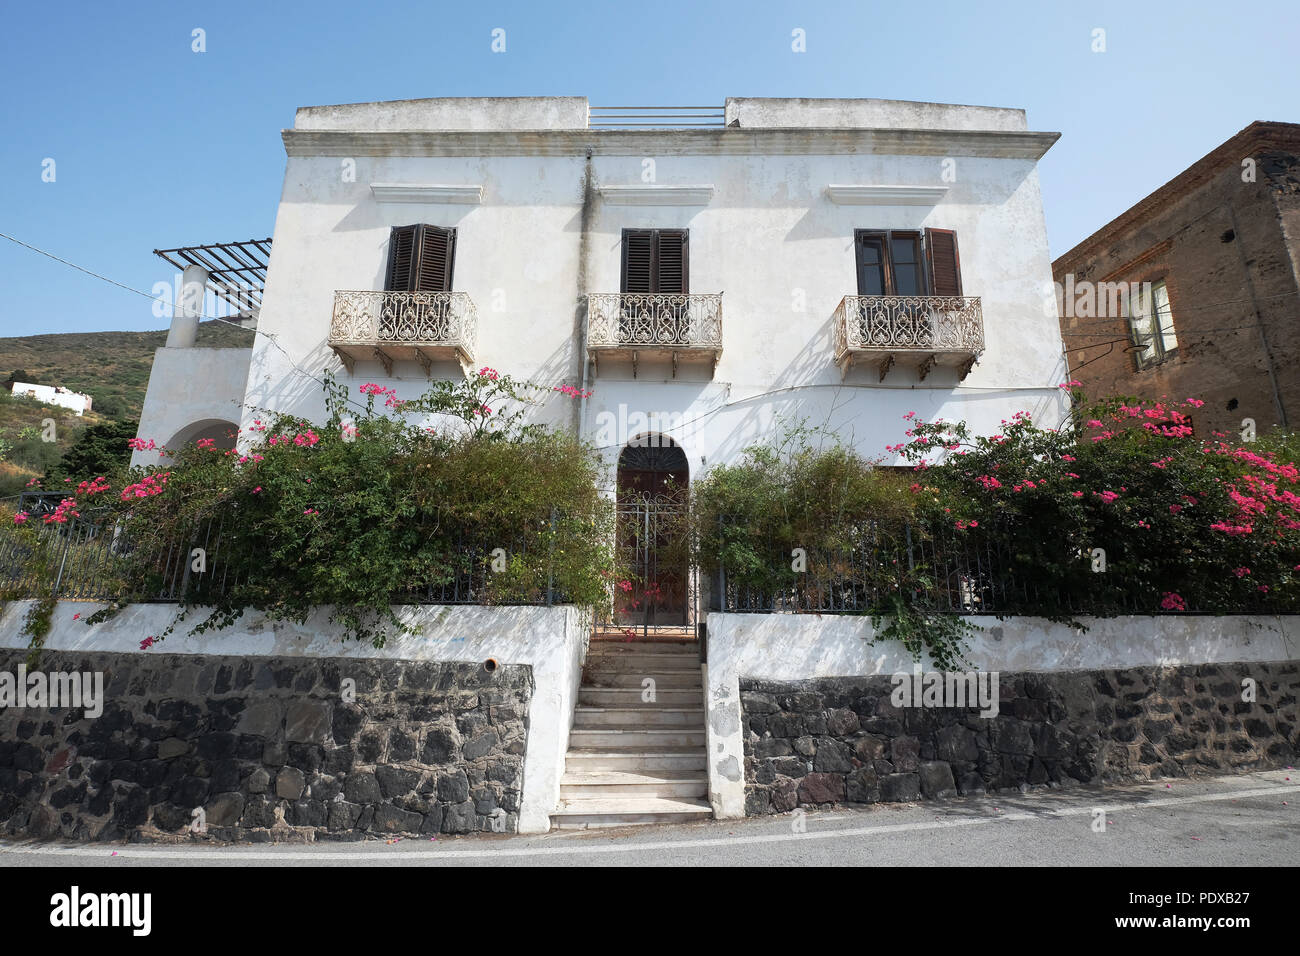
15,369,616,647
896,389,1300,615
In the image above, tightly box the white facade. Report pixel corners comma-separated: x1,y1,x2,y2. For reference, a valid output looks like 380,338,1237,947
130,347,251,468
141,95,1069,478
8,382,92,416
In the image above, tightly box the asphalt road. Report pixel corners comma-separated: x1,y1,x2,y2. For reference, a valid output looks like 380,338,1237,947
2,769,1296,867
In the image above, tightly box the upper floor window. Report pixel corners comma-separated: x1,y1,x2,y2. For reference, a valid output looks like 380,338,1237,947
386,224,456,292
855,228,962,297
621,229,689,294
1126,278,1177,369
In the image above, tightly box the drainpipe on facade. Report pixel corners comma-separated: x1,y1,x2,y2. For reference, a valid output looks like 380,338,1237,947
575,150,597,441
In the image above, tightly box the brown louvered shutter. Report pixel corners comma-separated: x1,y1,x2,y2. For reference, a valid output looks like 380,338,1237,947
622,230,653,293
385,225,418,291
414,226,455,292
925,228,962,296
655,229,688,293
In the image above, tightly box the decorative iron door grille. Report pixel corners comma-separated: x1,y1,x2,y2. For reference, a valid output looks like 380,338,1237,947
614,495,696,635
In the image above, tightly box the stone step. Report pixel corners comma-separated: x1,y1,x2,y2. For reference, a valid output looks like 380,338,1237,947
567,728,707,749
582,672,703,689
584,657,701,673
572,707,705,728
579,687,703,707
550,796,713,829
564,750,707,773
587,641,699,657
559,771,708,799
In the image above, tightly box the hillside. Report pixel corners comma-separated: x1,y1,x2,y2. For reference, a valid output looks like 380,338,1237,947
0,321,255,420
0,321,255,498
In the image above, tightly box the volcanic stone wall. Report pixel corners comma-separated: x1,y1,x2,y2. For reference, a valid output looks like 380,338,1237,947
740,662,1298,814
0,649,531,841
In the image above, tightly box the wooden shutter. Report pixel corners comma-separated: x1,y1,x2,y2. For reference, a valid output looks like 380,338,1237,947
622,229,689,293
655,229,688,294
385,225,455,292
925,228,962,296
414,226,455,292
385,225,418,291
621,230,653,293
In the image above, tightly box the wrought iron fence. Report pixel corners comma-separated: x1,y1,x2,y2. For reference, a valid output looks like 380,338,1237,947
0,508,567,607
712,517,1283,617
714,520,1010,615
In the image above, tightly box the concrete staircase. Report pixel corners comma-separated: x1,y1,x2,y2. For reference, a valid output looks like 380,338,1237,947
551,635,712,829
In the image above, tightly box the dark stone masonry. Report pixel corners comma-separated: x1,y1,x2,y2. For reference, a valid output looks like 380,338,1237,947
741,662,1299,815
0,650,531,841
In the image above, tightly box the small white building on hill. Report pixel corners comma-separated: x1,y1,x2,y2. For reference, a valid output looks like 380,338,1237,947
7,382,93,416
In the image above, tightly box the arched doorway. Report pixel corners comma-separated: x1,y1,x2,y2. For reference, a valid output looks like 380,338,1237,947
615,436,690,629
165,419,239,455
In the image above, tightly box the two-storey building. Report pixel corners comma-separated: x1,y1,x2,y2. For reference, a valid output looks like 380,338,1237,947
136,95,1068,490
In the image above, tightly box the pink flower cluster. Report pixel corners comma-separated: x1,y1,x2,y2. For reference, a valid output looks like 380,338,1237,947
1160,592,1186,611
478,367,500,381
76,477,110,496
360,383,406,409
553,384,593,399
127,437,156,451
44,498,81,525
120,472,171,501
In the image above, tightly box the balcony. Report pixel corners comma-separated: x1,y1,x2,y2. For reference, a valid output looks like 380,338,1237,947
329,290,477,376
832,295,983,381
586,293,723,377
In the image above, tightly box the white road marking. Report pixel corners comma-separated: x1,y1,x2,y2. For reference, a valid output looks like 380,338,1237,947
1,781,1293,861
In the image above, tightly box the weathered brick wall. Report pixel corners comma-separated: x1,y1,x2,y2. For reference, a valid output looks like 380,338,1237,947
1055,148,1300,436
740,662,1299,814
0,650,531,841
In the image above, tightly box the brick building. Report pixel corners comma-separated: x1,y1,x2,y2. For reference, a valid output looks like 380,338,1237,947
1053,121,1300,436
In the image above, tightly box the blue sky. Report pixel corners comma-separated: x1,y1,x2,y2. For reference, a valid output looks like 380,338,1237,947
1,0,1296,337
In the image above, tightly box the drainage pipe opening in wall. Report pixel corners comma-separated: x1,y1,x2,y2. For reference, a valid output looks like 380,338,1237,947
482,658,498,674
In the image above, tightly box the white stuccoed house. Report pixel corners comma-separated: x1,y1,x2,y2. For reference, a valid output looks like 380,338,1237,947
126,95,1073,828
134,95,1068,477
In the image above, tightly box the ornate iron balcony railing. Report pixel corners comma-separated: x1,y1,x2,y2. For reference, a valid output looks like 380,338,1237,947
330,290,477,376
832,295,983,381
586,293,723,377
587,293,722,348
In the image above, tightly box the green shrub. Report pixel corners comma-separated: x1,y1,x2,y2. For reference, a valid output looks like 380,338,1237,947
34,369,615,647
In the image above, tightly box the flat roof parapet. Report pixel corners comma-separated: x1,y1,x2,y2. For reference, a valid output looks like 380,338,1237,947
294,96,590,131
724,97,1029,132
291,95,1033,134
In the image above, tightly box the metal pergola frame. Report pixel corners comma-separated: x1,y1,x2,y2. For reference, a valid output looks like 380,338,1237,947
153,237,272,315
